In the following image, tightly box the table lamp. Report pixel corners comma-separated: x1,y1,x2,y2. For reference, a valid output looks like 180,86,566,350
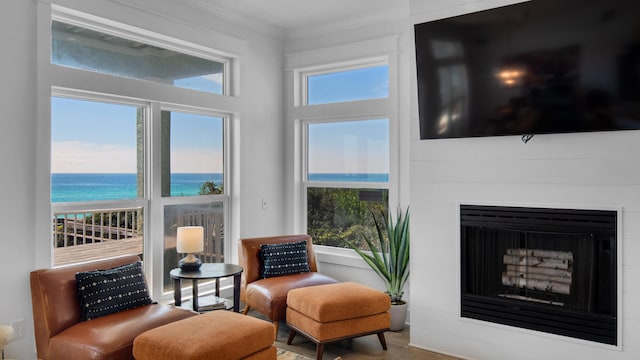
0,324,15,360
176,226,204,271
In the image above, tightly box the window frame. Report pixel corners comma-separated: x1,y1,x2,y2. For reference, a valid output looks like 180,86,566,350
51,7,232,96
301,116,391,250
301,59,389,106
50,90,151,270
156,105,231,295
158,105,229,198
290,49,398,260
38,4,241,303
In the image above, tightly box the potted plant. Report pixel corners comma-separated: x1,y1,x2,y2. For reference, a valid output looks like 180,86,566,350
344,206,410,331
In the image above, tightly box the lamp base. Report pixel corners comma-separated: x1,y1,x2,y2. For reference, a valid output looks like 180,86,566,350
178,254,202,271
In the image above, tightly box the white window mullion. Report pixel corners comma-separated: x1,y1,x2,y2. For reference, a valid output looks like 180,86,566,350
148,102,163,299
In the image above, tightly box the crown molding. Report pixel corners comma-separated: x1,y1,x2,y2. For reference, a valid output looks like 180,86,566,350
285,3,409,41
179,0,285,40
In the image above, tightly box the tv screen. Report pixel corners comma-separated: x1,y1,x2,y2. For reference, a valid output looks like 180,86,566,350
414,0,640,140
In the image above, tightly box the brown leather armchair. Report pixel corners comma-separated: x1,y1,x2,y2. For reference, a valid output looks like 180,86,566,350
30,255,196,360
238,234,338,336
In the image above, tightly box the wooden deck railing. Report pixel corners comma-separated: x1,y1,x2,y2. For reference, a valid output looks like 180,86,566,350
53,208,144,266
53,207,225,267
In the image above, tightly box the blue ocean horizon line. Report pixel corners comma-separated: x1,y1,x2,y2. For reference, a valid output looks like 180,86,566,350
51,172,387,203
307,173,389,182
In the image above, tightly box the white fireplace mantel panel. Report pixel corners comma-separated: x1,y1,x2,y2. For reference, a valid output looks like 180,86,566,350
409,0,640,358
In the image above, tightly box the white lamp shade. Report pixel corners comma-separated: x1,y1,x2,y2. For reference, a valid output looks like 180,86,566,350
176,226,204,253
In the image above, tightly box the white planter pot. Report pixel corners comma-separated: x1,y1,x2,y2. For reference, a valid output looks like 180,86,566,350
389,301,408,331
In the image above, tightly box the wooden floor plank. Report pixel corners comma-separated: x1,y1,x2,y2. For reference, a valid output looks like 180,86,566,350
54,237,143,266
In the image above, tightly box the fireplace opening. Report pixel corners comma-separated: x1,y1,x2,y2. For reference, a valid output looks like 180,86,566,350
460,205,617,345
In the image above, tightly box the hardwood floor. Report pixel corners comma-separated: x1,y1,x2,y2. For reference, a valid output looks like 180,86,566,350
249,310,461,360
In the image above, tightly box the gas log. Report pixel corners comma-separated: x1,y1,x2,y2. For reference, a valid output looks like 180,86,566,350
502,255,571,270
501,275,571,295
502,248,573,295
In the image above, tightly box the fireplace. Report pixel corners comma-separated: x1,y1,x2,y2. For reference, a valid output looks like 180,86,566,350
460,205,618,345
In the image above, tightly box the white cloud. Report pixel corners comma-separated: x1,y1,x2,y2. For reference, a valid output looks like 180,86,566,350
52,141,136,173
203,73,223,85
52,142,224,174
170,149,223,173
309,153,389,173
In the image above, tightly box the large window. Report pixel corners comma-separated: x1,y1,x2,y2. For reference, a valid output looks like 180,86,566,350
298,60,391,250
51,96,146,266
50,97,229,270
52,20,225,94
47,10,235,301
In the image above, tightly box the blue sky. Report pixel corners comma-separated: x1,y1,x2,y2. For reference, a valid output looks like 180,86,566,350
308,65,388,105
51,97,223,173
51,97,138,173
51,65,388,174
308,119,389,174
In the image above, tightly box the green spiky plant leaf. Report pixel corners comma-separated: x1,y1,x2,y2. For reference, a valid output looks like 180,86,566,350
344,206,410,304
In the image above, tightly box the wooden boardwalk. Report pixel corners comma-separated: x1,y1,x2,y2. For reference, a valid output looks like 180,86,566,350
54,237,143,266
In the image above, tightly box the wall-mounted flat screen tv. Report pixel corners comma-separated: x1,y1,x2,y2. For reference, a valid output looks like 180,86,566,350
414,0,640,140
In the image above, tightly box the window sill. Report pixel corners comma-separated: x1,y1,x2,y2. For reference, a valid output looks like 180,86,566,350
314,245,371,269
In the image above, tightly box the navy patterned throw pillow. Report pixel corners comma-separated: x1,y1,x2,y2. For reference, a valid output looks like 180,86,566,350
261,240,311,278
76,261,153,321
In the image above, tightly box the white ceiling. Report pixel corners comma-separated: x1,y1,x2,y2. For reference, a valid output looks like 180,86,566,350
187,0,406,31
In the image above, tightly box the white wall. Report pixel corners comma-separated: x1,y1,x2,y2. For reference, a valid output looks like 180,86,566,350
0,0,286,358
238,25,287,241
0,1,37,358
409,1,640,359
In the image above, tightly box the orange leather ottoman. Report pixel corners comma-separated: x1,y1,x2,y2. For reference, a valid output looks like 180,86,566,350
286,282,391,360
133,311,276,360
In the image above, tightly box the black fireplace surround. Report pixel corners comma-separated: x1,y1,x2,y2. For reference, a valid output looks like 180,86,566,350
460,205,617,345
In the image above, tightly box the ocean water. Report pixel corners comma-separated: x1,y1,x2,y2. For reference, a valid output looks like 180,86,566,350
51,172,388,202
51,173,224,202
